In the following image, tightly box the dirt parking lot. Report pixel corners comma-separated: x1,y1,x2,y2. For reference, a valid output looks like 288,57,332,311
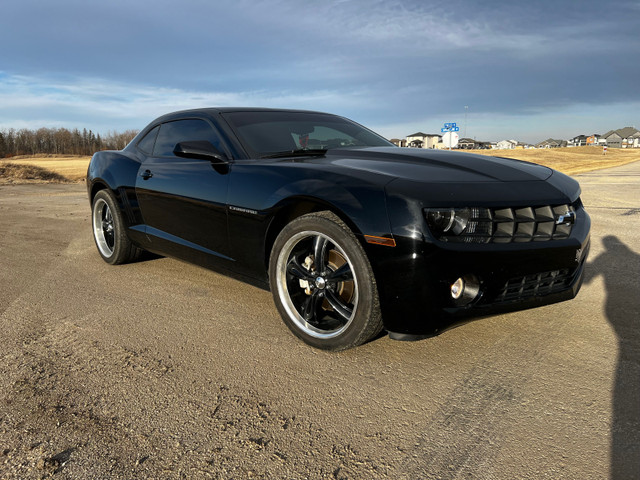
1,162,639,479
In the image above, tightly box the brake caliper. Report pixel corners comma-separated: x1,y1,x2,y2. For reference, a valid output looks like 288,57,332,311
299,255,314,295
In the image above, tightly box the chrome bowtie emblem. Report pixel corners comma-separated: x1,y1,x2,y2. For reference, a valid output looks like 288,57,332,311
556,210,576,226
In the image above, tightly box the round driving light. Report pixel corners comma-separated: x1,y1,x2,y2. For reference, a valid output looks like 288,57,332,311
451,278,465,300
450,274,481,306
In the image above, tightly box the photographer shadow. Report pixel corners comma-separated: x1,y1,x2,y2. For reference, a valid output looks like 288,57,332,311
584,235,640,479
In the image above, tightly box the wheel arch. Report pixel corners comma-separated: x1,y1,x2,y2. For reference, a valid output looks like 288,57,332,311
263,196,365,271
89,179,109,203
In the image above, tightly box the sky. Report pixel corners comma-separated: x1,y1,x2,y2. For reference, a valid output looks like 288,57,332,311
1,0,639,144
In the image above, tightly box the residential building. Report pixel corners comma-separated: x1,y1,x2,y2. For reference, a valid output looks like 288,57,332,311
405,132,442,149
586,134,601,146
496,139,518,149
601,127,640,148
457,138,491,149
535,138,567,148
601,130,622,148
568,135,588,147
457,138,477,149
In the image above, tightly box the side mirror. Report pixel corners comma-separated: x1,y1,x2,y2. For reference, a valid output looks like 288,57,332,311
173,141,229,163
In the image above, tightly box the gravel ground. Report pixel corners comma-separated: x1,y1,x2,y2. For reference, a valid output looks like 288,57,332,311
1,163,639,479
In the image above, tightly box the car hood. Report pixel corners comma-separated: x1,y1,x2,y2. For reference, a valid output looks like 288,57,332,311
325,147,553,183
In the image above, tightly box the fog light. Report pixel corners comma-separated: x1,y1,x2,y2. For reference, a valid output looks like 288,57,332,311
450,275,481,306
451,278,465,299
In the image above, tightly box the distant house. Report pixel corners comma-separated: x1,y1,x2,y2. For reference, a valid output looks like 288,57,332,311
457,138,477,149
405,132,441,149
406,132,427,148
601,130,622,148
586,134,601,146
601,127,640,148
618,127,639,148
535,138,567,148
390,138,406,147
457,138,491,149
568,135,588,147
496,139,518,149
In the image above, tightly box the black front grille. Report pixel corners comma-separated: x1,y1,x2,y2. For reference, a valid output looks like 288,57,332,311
439,203,578,244
495,268,575,303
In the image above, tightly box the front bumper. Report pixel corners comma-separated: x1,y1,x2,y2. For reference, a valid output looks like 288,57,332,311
366,208,591,336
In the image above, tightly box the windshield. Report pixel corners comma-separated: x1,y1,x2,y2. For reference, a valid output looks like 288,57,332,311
221,111,394,158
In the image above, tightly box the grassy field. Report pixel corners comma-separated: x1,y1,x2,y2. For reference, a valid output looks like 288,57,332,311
0,155,91,184
461,145,640,175
0,147,639,184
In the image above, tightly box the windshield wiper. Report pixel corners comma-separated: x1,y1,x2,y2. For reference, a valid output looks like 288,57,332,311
260,148,328,159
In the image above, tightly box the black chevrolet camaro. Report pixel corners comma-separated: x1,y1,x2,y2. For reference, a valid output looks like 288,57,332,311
87,108,590,350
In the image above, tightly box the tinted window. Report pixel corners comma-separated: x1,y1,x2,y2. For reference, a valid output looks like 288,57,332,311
137,125,159,154
153,119,224,157
222,111,394,157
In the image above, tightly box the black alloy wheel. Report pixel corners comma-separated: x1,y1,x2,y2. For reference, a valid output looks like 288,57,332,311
91,189,141,265
269,211,382,350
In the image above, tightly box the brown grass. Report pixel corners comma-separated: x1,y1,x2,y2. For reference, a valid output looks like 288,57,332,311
460,146,640,175
0,148,638,185
0,162,73,185
2,155,91,182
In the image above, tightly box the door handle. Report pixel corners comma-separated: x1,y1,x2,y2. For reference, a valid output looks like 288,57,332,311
140,169,153,180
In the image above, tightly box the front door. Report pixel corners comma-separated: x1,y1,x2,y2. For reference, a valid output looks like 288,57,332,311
135,118,231,261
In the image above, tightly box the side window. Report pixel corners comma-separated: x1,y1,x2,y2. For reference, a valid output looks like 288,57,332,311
153,119,224,157
137,125,159,154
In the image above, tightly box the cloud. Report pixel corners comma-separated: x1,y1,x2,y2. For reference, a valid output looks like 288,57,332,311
0,0,638,141
0,72,369,131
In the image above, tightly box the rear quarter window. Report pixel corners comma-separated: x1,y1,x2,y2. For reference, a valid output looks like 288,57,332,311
137,125,160,154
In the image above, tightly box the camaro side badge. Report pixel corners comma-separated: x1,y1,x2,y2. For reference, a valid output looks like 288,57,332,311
229,205,258,215
556,211,576,226
575,248,583,264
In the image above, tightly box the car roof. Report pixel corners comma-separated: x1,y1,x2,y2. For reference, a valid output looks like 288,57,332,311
148,107,338,126
163,107,332,117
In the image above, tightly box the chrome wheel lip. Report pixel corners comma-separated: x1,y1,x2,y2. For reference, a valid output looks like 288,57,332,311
92,197,115,258
276,230,359,339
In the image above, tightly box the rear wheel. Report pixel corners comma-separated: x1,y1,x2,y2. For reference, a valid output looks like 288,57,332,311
269,211,382,350
91,189,141,265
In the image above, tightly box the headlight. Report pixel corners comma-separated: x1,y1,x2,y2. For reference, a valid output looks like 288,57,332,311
424,207,493,242
425,208,469,235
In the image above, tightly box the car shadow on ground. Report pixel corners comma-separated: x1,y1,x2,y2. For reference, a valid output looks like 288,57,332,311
584,235,640,479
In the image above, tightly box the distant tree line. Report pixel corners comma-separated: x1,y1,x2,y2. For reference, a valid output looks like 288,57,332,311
0,127,139,158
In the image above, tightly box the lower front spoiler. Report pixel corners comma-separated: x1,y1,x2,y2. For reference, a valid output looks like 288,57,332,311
387,253,587,341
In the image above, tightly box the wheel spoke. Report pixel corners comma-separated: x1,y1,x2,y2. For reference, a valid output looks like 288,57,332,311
325,289,353,321
313,235,328,274
301,291,324,322
286,256,314,281
326,262,353,283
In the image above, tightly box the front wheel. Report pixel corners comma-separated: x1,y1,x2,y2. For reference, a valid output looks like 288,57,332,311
269,211,383,350
91,189,142,265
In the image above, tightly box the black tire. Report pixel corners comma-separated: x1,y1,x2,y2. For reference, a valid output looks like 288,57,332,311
269,211,383,351
91,189,142,265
